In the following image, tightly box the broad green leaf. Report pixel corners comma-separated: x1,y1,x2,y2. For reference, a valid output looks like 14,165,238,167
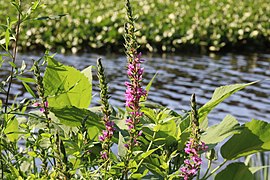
201,115,242,144
215,162,254,180
4,117,19,142
118,132,127,157
43,57,92,108
81,65,92,104
221,120,270,160
198,82,257,129
50,106,103,129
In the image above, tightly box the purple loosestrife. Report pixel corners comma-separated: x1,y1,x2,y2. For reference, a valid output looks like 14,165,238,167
180,138,208,180
97,58,114,160
125,52,147,149
180,94,208,179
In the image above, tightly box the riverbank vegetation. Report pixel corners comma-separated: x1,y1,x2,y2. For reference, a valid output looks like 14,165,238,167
1,0,270,179
0,0,269,53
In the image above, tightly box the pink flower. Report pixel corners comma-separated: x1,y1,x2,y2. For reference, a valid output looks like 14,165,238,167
100,151,108,159
125,52,147,148
180,138,208,179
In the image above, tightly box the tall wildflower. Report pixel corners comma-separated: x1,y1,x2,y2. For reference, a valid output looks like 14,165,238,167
124,0,146,151
33,61,49,120
97,58,114,161
180,94,208,180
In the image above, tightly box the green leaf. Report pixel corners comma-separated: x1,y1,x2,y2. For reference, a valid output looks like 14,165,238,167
81,65,92,104
22,81,36,98
198,82,257,129
141,72,158,101
28,151,38,157
87,126,99,141
17,76,36,83
221,120,270,160
131,169,148,179
118,132,127,157
9,61,17,68
5,28,9,50
215,162,254,180
140,146,162,159
4,118,19,142
50,106,103,129
43,57,92,108
249,166,270,174
201,115,242,144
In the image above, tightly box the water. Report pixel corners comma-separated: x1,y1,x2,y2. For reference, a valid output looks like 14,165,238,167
0,52,269,125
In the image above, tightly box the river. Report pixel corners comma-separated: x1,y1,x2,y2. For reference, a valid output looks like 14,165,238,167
0,52,269,125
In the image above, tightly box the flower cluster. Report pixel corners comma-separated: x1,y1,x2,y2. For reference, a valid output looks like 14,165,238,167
125,52,146,109
124,52,147,149
180,138,208,180
99,120,115,159
33,101,48,113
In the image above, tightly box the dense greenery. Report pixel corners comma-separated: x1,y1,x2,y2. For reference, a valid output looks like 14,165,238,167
0,0,269,53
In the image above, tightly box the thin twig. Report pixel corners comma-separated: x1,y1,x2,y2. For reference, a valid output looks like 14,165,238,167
4,0,22,115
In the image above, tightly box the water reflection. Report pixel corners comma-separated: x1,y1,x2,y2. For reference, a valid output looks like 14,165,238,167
0,52,269,125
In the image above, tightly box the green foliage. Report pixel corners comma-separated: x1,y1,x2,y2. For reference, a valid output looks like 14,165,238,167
201,115,242,144
215,162,254,180
221,120,270,160
0,0,269,179
198,82,257,129
43,55,92,108
4,116,19,142
50,106,103,128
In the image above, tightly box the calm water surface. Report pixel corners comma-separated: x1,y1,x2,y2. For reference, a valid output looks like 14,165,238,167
1,52,269,125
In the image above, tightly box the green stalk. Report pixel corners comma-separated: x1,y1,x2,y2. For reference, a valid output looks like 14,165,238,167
201,159,213,180
4,0,21,116
130,131,157,178
202,159,228,180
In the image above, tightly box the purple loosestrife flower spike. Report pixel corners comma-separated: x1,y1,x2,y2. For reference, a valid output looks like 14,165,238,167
180,94,209,179
97,58,114,164
123,0,147,152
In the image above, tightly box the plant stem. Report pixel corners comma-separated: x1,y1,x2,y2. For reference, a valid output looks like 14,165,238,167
202,159,228,180
201,159,212,180
4,0,21,115
131,131,156,177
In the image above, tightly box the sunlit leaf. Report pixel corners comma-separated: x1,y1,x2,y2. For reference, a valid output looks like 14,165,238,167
198,81,258,129
4,117,19,142
221,119,270,160
43,57,92,108
201,115,242,144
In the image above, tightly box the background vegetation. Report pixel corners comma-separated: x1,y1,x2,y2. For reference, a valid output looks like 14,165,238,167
0,0,269,53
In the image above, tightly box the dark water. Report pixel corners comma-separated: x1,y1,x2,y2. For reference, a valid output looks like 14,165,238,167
1,52,269,125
